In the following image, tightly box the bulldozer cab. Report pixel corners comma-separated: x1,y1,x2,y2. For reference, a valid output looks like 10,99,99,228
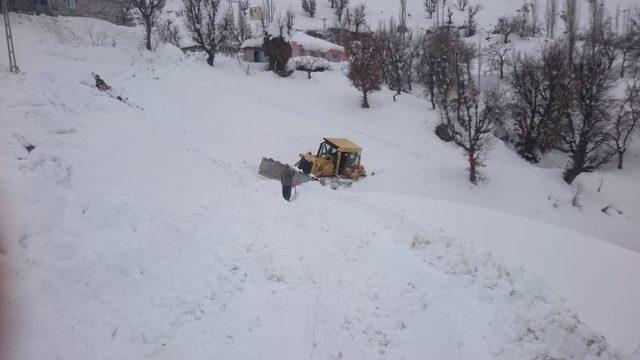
318,138,362,177
298,138,365,180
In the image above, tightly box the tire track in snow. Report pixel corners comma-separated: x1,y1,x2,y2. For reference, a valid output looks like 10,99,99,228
226,86,428,160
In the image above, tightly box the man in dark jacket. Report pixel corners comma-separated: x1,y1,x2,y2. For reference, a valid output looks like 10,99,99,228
280,165,296,201
94,74,111,92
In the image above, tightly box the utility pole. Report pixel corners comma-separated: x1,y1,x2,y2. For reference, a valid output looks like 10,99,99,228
2,0,19,73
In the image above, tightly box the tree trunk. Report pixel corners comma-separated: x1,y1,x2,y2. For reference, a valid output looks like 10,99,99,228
145,21,152,51
362,91,370,108
468,151,477,184
620,52,626,78
206,52,215,66
499,65,504,80
307,70,312,79
563,167,581,184
618,150,625,169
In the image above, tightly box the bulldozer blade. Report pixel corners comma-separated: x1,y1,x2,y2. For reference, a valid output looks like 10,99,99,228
259,158,315,186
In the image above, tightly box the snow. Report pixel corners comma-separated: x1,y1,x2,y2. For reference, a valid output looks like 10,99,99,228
1,10,639,360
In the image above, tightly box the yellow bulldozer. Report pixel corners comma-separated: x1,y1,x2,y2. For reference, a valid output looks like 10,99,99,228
296,138,366,181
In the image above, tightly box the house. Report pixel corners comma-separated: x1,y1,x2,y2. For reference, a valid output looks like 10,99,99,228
9,0,122,24
241,31,348,64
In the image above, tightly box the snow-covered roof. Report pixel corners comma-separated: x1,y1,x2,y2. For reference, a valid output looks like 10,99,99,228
289,31,344,52
241,31,344,52
241,37,263,48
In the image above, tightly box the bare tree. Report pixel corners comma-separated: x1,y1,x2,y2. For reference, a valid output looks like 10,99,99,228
157,19,182,47
464,5,479,37
417,33,437,109
561,0,578,64
545,0,558,38
218,2,241,55
131,0,166,51
511,53,546,162
538,41,570,151
510,43,569,162
484,41,512,79
424,0,438,19
457,0,468,12
353,4,366,33
418,27,466,111
341,6,353,29
494,16,519,43
184,0,232,66
335,0,349,23
262,0,277,24
443,47,497,184
119,0,135,26
347,35,384,108
445,6,454,25
561,47,615,184
611,80,640,169
237,0,253,44
531,0,540,36
378,18,414,99
285,7,296,35
616,18,640,77
302,0,316,17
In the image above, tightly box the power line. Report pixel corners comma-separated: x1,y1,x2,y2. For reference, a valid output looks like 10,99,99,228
2,0,19,73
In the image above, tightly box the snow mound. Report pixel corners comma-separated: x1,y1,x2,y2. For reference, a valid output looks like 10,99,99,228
1,12,639,360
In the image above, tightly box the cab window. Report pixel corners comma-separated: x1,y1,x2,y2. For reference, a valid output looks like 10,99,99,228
317,142,338,157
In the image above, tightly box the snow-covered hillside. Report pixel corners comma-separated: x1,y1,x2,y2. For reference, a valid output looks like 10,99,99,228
0,11,639,360
175,0,640,32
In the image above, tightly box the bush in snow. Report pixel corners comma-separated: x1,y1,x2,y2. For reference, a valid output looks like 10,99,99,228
263,34,292,72
288,56,330,78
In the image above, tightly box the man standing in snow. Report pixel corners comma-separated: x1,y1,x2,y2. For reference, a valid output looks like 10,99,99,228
280,165,296,201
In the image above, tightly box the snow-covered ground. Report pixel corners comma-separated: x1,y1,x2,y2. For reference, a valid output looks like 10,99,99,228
1,11,639,360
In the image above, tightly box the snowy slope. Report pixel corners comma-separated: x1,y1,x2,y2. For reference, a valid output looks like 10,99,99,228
1,13,639,360
235,0,640,32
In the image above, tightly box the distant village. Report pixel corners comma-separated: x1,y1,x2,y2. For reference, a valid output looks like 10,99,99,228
8,0,349,67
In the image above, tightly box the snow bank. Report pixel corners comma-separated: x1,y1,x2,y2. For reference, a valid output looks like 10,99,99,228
0,13,639,360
